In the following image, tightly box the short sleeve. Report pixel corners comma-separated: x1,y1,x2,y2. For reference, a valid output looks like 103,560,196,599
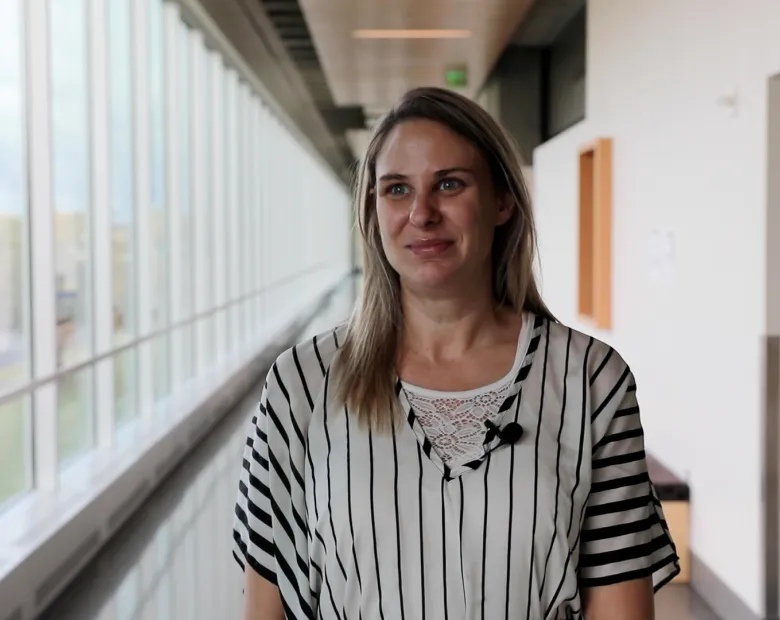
232,382,277,583
579,369,681,591
232,357,314,619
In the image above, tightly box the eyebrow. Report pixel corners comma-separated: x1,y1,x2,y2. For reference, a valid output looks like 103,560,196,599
377,167,475,183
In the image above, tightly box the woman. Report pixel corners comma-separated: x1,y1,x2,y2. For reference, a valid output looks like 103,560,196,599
233,87,679,620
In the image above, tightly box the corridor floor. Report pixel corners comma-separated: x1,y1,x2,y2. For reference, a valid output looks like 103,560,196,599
39,290,722,620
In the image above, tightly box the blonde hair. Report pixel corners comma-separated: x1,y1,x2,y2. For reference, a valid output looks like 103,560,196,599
336,86,555,430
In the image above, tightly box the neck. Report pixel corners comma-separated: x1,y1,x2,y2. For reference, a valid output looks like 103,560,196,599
400,282,508,362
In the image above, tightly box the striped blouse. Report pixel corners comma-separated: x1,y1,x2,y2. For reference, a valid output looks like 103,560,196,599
232,314,680,620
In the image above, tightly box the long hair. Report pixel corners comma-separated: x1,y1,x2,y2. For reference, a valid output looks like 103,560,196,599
335,86,555,430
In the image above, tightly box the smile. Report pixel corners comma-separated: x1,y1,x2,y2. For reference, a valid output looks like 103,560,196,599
406,239,454,256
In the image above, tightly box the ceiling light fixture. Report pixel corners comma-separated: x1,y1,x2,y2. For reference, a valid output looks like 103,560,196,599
352,29,472,40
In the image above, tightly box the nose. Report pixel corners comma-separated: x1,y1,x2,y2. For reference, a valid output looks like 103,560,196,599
408,188,440,229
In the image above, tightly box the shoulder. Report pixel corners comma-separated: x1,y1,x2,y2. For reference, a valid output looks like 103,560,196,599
544,319,631,386
545,321,637,451
265,322,347,411
543,319,635,427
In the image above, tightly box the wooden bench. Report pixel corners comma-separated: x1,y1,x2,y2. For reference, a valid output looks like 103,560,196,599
647,455,690,583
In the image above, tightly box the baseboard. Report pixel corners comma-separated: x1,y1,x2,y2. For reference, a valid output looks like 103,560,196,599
691,552,763,620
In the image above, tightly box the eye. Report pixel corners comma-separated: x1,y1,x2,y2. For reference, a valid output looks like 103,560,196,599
385,183,410,197
437,178,463,192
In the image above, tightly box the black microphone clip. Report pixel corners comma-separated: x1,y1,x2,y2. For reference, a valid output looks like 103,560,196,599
484,420,524,446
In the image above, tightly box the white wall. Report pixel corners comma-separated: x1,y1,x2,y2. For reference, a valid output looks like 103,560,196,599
532,0,780,614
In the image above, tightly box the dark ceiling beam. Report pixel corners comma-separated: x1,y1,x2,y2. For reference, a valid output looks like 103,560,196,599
510,0,584,46
262,1,299,12
320,106,368,134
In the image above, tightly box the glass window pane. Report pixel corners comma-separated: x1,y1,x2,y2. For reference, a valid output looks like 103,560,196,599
149,0,167,332
179,24,193,324
114,348,137,429
152,335,169,406
0,0,29,396
58,367,94,466
0,396,31,506
50,0,92,369
116,567,140,620
182,325,194,381
109,0,135,344
198,42,213,364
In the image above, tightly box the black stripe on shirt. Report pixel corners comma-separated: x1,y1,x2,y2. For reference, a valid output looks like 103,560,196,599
504,373,525,619
591,367,631,422
594,427,644,450
589,348,613,386
234,503,274,557
592,450,646,470
544,336,594,619
393,424,407,620
313,334,326,375
480,453,492,620
578,552,679,588
238,479,272,527
418,443,427,620
291,346,315,411
584,495,649,519
526,320,551,619
614,404,639,419
539,328,572,599
345,406,364,601
441,475,450,620
459,476,466,612
232,528,276,584
273,368,311,449
369,430,386,620
590,472,649,495
323,370,348,581
242,458,270,499
580,515,657,543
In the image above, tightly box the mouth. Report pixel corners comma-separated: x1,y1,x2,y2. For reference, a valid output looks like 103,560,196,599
406,239,454,256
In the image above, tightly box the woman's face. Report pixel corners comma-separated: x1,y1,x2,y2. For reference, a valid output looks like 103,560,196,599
374,119,511,293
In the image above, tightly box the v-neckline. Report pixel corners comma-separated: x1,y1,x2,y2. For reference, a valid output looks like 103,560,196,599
396,313,545,480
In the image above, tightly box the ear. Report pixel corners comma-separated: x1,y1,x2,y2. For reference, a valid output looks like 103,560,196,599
495,194,513,226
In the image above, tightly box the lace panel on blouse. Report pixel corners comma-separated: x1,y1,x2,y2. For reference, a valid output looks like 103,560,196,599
402,377,514,466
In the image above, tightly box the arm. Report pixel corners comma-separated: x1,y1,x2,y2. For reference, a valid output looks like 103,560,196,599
578,356,680,617
232,358,314,620
582,576,654,620
242,566,284,620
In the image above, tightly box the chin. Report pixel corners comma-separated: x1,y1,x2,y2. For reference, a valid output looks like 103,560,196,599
400,263,462,292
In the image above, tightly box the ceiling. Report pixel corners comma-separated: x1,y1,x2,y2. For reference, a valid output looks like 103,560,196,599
297,0,536,109
296,0,540,157
202,0,584,179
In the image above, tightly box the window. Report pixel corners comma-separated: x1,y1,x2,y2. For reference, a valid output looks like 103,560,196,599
179,24,193,328
0,0,352,521
0,396,31,506
150,0,166,332
152,335,170,407
578,138,612,329
109,0,135,345
114,348,137,430
149,0,169,404
58,367,94,467
50,0,92,369
196,38,213,366
0,0,29,397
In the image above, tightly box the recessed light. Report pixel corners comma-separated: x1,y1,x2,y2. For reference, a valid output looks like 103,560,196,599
351,29,472,40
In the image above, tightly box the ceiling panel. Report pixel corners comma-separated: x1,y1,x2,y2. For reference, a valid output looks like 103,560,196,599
298,0,536,109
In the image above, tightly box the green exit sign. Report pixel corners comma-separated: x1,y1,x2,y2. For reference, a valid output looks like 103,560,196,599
445,67,468,88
